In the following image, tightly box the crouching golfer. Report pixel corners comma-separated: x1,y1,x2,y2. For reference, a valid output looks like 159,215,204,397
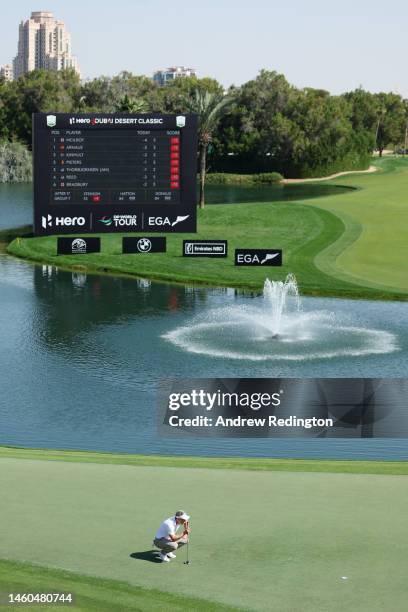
154,511,190,563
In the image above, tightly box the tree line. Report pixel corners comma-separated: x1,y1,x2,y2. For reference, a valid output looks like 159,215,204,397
0,68,407,187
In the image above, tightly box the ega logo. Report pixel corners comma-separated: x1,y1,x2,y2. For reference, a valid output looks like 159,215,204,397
148,215,190,227
235,249,282,266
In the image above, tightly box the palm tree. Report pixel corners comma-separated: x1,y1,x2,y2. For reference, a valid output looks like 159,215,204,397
186,90,233,208
115,94,148,113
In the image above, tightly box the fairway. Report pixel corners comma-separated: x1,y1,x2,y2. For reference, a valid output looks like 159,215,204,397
310,157,408,294
0,456,407,611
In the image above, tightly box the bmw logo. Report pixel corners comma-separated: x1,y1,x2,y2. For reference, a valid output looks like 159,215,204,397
137,238,152,253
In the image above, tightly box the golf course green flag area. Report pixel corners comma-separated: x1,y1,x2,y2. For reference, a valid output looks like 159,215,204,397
7,157,408,300
0,452,407,612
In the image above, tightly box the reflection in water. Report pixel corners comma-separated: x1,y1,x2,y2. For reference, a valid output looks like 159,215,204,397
0,254,407,459
33,265,209,350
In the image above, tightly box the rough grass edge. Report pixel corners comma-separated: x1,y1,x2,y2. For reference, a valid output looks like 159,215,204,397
0,558,240,612
0,446,407,475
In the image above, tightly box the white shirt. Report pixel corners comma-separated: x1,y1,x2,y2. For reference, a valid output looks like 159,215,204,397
155,516,179,540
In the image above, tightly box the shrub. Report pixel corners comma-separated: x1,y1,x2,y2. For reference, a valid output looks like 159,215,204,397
251,172,283,184
205,172,283,185
0,141,32,183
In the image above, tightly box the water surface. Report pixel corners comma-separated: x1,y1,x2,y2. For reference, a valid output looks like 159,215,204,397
0,254,407,459
0,183,407,460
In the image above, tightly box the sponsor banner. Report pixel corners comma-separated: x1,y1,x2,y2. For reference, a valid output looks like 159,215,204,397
40,213,91,234
158,378,408,438
96,214,140,231
183,240,228,257
36,210,197,235
123,237,166,254
145,213,196,232
235,249,282,266
57,237,100,255
41,113,192,130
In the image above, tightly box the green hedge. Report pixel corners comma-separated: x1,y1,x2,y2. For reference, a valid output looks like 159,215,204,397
205,171,283,185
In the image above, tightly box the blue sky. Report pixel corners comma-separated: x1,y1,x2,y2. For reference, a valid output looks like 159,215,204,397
1,0,408,95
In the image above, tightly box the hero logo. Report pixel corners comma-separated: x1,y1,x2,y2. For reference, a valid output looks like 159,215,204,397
148,215,189,227
41,214,86,229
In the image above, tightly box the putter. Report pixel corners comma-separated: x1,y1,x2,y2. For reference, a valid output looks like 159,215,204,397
183,522,190,565
183,540,190,565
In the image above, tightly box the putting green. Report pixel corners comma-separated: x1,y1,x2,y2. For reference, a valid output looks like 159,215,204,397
1,457,407,611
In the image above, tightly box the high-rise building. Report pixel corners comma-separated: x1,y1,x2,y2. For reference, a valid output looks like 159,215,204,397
12,11,80,80
0,64,13,82
153,66,197,86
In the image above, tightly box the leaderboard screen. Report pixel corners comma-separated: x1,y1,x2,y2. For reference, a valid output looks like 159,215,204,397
33,113,198,235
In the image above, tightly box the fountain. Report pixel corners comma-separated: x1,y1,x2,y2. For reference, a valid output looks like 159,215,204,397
163,275,398,361
262,274,300,337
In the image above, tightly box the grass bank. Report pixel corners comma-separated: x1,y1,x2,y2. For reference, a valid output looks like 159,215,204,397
0,446,407,474
6,157,408,299
0,224,32,251
0,559,237,611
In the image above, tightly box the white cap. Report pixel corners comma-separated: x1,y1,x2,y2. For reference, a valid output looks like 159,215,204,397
175,511,190,521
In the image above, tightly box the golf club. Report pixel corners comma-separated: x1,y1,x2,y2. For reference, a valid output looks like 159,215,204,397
183,521,190,565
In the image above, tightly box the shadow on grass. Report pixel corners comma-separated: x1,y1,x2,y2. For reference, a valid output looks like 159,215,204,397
130,550,162,564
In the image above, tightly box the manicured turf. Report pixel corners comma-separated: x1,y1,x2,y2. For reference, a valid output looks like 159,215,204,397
0,559,237,611
1,456,407,611
6,157,408,299
1,446,408,475
309,157,408,294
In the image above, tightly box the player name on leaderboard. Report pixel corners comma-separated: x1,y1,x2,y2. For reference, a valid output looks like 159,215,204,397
51,130,181,205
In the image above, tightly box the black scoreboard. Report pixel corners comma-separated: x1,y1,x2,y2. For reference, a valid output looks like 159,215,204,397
33,113,198,236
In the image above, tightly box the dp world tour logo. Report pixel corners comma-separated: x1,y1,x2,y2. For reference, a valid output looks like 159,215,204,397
176,115,186,128
98,215,138,228
99,216,113,226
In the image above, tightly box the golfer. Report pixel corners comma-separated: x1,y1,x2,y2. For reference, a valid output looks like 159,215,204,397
154,510,190,562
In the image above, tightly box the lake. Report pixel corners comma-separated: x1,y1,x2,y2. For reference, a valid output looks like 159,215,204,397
0,184,407,459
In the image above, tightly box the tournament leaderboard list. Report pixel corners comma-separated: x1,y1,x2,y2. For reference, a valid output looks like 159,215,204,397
33,114,198,235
